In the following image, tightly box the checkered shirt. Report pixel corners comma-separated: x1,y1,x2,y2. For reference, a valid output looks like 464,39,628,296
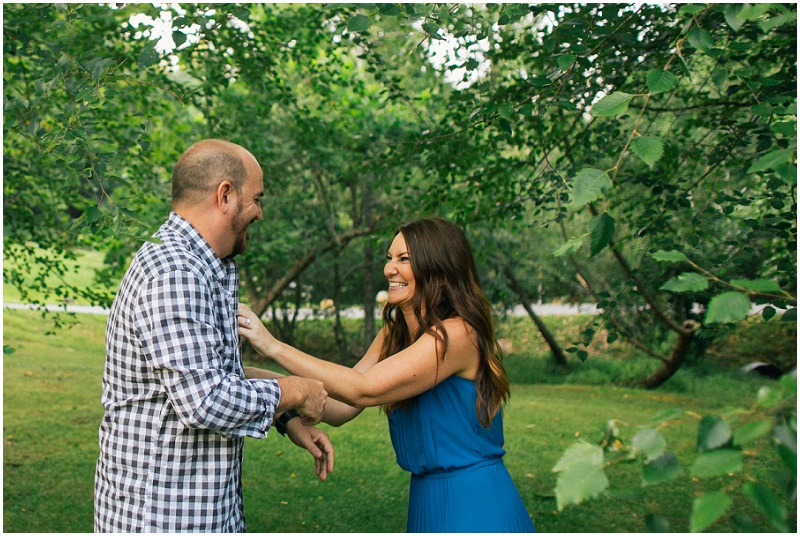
94,212,281,532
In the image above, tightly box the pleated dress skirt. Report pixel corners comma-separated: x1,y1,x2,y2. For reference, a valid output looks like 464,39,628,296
406,458,536,533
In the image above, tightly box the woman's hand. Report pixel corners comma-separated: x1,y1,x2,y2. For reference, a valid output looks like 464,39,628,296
238,304,281,359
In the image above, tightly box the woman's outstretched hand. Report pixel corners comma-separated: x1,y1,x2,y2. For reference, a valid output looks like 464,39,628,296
238,304,281,359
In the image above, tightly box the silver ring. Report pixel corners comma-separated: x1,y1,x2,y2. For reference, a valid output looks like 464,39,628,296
245,318,251,327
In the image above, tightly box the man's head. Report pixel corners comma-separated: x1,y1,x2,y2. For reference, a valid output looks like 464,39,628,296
171,139,264,258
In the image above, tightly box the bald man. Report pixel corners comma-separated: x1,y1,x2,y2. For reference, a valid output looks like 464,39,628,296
94,140,332,532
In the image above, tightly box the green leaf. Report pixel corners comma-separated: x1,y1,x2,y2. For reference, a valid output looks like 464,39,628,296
748,149,795,173
69,213,87,231
758,11,797,33
498,3,528,25
651,250,689,263
553,441,608,510
697,416,732,451
378,4,402,16
557,54,576,71
589,212,615,257
632,428,666,461
591,91,634,117
756,386,783,409
172,30,187,48
711,67,728,87
779,374,797,394
679,4,705,15
137,40,159,69
646,69,679,94
687,28,714,51
630,136,664,168
347,14,371,32
738,3,774,21
498,102,514,119
730,278,782,293
661,272,709,293
773,424,797,472
750,102,773,118
422,22,442,39
733,420,773,446
85,206,102,223
771,121,796,137
691,491,732,532
704,292,751,324
553,440,604,472
554,461,609,511
570,168,612,208
57,53,72,72
690,449,742,478
742,483,789,532
3,345,16,355
642,452,683,486
774,161,796,185
723,4,747,31
553,236,584,257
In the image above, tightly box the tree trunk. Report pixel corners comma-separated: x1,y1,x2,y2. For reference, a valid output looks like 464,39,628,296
634,320,699,388
332,254,347,356
242,225,378,318
503,265,569,369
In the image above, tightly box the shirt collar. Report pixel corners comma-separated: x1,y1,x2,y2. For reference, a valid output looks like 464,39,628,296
163,212,236,280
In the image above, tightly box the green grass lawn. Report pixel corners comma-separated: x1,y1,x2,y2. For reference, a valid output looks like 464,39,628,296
3,308,794,532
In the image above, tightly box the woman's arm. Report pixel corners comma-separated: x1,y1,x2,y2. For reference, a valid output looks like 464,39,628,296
238,305,478,408
243,366,364,426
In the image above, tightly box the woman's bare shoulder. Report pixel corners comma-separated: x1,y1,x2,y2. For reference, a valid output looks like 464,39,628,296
441,317,479,343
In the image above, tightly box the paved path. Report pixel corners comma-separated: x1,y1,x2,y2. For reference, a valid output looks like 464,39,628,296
3,302,602,318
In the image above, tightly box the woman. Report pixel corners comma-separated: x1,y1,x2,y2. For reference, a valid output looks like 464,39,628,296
238,217,535,532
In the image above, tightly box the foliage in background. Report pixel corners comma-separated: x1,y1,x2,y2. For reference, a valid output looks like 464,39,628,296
552,373,796,532
4,4,795,381
4,4,795,531
4,3,188,311
338,2,797,386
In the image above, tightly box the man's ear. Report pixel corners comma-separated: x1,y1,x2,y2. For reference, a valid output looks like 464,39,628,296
216,180,236,213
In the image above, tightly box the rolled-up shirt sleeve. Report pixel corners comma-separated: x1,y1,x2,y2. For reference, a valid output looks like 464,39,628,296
136,269,279,438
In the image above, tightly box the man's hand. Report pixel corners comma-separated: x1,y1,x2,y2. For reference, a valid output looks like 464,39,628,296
276,376,327,425
285,420,334,481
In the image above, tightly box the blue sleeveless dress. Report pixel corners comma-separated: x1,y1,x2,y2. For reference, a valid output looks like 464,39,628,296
388,375,535,533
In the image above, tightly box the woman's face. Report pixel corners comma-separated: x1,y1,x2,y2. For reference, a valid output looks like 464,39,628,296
384,232,416,308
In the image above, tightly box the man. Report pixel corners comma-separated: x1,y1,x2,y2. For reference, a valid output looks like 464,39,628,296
94,139,332,532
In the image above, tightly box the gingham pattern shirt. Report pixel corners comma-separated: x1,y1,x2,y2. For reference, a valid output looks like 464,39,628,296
95,212,280,532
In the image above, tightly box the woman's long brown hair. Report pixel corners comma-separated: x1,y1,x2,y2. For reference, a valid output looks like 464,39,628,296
379,218,510,428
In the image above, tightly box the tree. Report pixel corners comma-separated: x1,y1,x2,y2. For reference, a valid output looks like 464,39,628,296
339,2,797,386
3,4,431,335
3,3,191,316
